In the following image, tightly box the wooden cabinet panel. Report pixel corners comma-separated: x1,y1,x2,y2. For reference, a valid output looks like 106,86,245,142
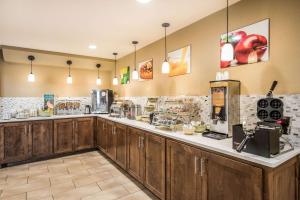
0,122,31,163
96,118,107,152
31,120,53,158
53,119,74,154
74,117,94,151
106,120,116,160
127,127,145,183
202,151,263,200
166,140,202,200
145,133,166,200
115,123,127,169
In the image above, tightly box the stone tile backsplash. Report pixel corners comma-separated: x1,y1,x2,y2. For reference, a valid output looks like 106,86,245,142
1,94,300,134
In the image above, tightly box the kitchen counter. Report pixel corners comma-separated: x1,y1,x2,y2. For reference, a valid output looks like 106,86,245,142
0,114,97,123
1,114,299,168
97,115,300,168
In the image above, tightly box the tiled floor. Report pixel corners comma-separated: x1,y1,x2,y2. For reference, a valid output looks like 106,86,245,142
0,151,158,200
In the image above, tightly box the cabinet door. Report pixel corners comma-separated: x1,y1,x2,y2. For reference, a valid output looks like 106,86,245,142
96,118,107,152
115,123,127,169
74,117,94,151
106,120,116,160
202,151,263,200
127,127,145,183
166,140,202,200
31,120,53,158
0,122,31,163
145,133,166,200
53,119,74,154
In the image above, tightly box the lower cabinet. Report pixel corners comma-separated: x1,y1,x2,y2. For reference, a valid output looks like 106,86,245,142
115,123,127,169
53,119,74,154
144,132,166,200
126,127,166,199
96,117,107,152
0,122,32,163
74,117,94,151
166,140,203,200
30,120,53,158
127,127,145,183
202,151,263,200
106,120,116,160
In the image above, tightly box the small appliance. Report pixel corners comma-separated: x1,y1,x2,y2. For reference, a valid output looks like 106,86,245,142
203,80,240,140
84,105,91,114
233,81,294,157
91,89,114,114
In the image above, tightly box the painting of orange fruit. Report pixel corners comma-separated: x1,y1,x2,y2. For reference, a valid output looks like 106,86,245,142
168,45,191,77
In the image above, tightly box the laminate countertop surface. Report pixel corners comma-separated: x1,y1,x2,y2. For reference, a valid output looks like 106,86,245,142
1,114,299,168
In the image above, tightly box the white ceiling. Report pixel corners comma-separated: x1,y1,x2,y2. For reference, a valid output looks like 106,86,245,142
0,0,239,59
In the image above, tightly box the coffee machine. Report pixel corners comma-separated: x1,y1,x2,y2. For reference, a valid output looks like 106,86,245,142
203,80,240,140
91,89,114,114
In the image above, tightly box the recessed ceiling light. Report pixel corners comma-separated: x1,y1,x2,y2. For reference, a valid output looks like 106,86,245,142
88,44,97,49
136,0,152,4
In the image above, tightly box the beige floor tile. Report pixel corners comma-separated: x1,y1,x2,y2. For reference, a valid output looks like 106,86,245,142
119,190,158,200
123,182,143,194
73,171,112,188
1,179,50,198
82,185,130,200
50,181,75,196
0,151,156,200
53,183,101,200
27,187,51,200
1,192,27,200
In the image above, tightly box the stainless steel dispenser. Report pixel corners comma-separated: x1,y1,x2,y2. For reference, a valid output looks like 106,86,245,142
91,89,114,114
203,80,240,139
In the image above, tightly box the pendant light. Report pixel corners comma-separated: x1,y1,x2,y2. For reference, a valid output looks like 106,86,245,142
27,55,35,82
132,41,139,80
66,60,73,84
96,64,102,85
161,23,170,74
221,0,234,61
112,53,118,85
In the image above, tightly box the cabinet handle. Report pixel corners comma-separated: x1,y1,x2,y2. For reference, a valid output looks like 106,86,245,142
141,137,144,148
138,136,141,148
200,157,206,177
194,156,199,175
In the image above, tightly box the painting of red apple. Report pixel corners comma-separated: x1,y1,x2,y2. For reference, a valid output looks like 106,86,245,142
220,19,269,68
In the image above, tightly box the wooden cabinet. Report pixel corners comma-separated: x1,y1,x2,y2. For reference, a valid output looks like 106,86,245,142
96,118,107,152
106,120,116,160
74,117,94,151
0,122,32,163
166,140,203,200
201,151,263,200
115,123,127,169
30,120,53,158
53,119,74,154
127,127,145,183
144,132,166,200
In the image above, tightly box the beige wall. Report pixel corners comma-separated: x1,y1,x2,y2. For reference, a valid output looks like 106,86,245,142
114,0,300,96
0,60,112,97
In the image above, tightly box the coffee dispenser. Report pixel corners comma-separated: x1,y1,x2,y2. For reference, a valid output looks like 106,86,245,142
203,80,240,139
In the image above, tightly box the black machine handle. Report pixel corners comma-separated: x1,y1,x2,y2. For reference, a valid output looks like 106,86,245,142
236,134,253,153
267,81,278,97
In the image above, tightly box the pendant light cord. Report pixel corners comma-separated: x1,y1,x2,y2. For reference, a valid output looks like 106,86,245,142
226,0,229,43
98,68,100,79
68,64,71,77
114,55,117,78
30,60,33,74
134,44,137,70
164,26,167,61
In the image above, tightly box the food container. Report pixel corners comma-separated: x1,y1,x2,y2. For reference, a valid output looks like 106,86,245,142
183,124,195,135
2,112,11,120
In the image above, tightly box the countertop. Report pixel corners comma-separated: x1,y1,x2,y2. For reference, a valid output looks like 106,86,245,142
1,114,299,168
